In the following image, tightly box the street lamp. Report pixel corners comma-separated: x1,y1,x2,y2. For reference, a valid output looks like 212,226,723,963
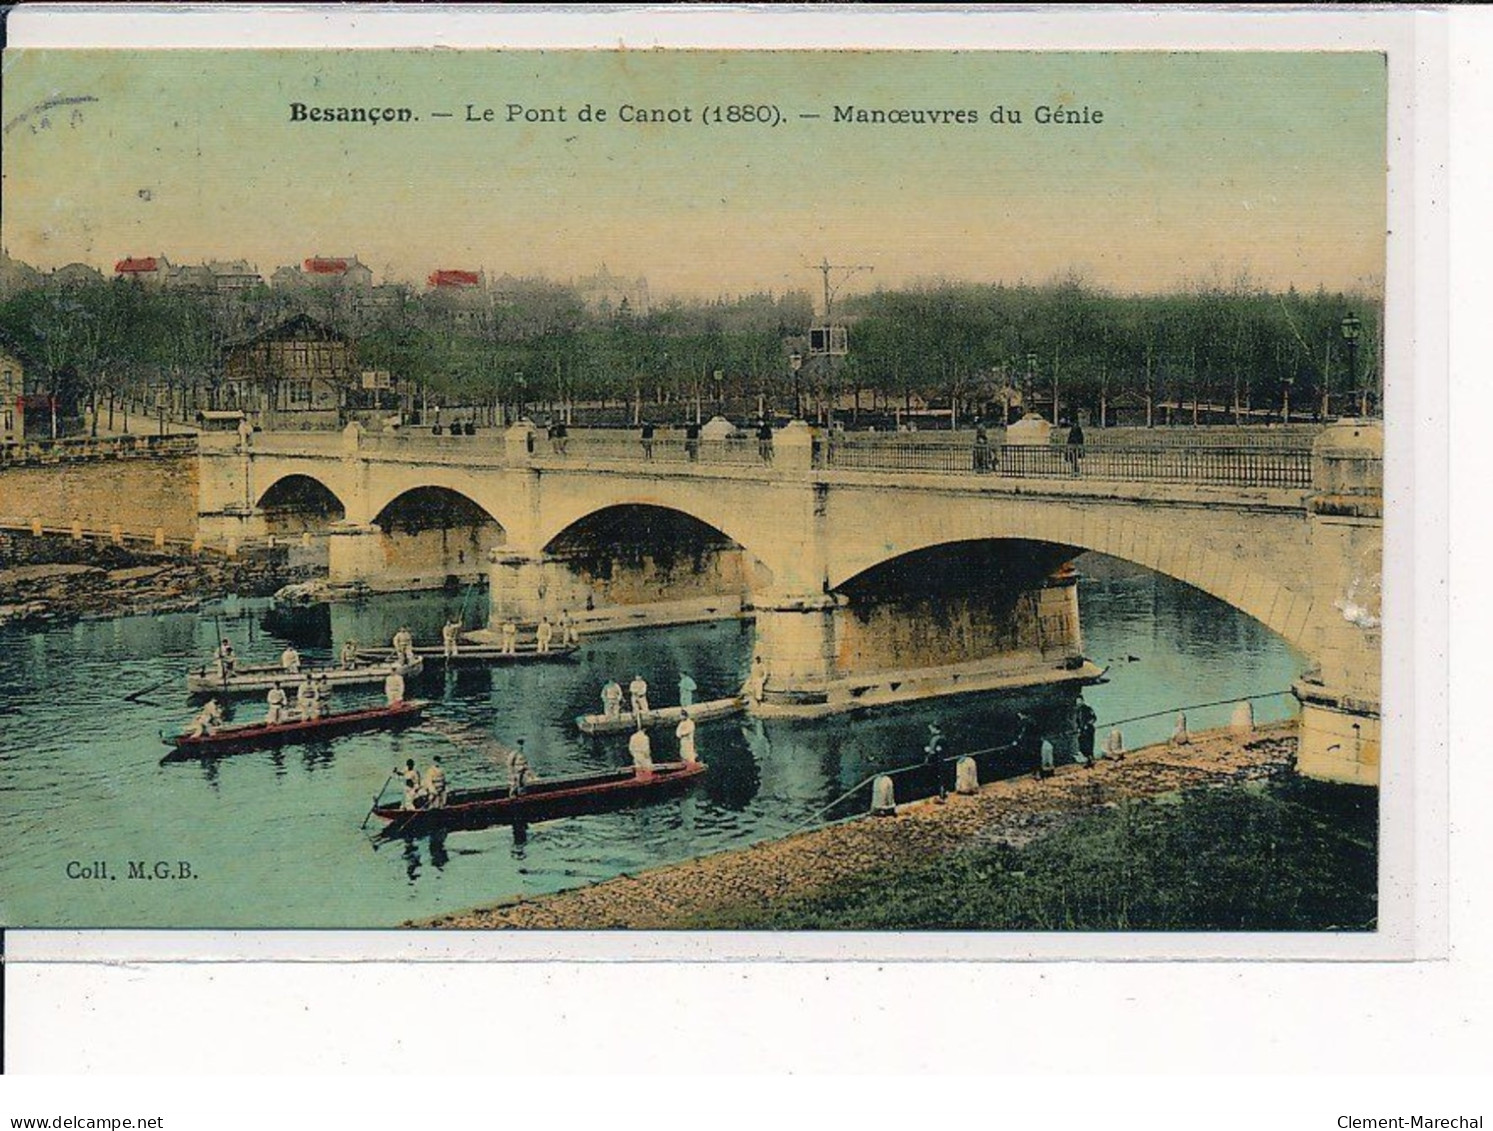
790,351,803,420
1340,312,1363,417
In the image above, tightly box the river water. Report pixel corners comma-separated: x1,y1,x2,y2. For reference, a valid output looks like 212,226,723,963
0,562,1303,928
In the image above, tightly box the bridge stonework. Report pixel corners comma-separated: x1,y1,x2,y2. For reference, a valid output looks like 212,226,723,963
197,419,1382,785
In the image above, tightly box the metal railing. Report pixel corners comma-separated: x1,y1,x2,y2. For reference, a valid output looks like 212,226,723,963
555,433,765,467
824,441,1312,488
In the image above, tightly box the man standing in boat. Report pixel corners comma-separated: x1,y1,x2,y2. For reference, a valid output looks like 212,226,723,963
559,608,579,648
384,668,405,706
423,755,448,809
629,674,650,717
392,626,415,666
500,618,518,656
189,698,223,739
628,723,654,778
280,644,301,674
441,618,461,660
601,678,624,720
217,639,237,677
675,709,697,765
265,684,288,726
536,615,554,655
677,671,697,710
507,739,532,797
339,638,359,669
295,674,317,722
397,758,423,810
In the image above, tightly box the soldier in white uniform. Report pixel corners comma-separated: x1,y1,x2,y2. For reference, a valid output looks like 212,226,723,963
392,626,415,666
628,725,654,776
506,740,532,797
384,669,406,706
280,645,301,674
339,639,359,668
422,755,448,808
601,679,624,719
536,616,554,654
500,619,518,655
295,675,317,721
629,674,650,716
189,699,223,738
441,619,461,659
675,711,697,764
265,685,288,725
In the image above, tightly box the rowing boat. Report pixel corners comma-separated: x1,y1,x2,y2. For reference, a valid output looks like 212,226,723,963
186,656,423,696
371,760,706,836
575,695,746,735
163,699,428,760
352,644,579,668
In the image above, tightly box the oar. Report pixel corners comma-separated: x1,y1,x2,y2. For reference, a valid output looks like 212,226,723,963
361,771,396,830
125,675,173,704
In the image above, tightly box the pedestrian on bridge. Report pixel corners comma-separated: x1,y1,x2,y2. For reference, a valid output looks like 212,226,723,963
973,421,993,473
640,421,656,461
1066,420,1085,475
756,419,774,465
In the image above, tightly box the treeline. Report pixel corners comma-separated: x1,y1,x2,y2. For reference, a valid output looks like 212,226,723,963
0,274,1380,423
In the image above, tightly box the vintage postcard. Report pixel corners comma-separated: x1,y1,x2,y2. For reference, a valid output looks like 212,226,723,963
0,9,1419,958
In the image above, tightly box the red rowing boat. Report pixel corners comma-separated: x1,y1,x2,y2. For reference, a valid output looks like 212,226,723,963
163,699,428,760
372,760,706,836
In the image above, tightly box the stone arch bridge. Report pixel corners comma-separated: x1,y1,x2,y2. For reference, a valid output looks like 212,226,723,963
197,421,1382,784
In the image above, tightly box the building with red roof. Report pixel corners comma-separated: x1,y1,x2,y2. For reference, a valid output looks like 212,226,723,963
427,269,483,289
114,255,172,285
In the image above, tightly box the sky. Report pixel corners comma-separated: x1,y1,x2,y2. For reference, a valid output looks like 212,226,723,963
1,49,1388,301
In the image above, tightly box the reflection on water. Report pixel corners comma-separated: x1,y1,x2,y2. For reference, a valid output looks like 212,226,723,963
0,569,1303,928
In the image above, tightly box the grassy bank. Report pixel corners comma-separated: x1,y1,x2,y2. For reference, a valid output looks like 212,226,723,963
680,777,1378,931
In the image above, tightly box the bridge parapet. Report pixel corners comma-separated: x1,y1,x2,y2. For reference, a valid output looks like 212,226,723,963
1294,419,1383,785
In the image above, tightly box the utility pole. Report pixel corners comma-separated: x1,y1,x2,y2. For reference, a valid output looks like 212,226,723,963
811,257,874,321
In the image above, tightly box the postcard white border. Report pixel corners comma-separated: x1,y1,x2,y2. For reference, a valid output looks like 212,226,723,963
0,2,1445,977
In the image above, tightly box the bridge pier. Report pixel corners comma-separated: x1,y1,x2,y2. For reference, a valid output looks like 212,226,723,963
326,521,386,585
196,504,269,552
1294,420,1383,786
486,550,593,626
752,569,1092,717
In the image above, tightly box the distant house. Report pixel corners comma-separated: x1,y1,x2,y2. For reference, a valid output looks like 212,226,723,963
428,269,483,289
425,268,489,327
206,259,262,292
273,256,375,289
221,314,359,430
169,264,216,291
0,250,43,299
115,255,172,286
49,262,105,288
574,264,650,316
1,343,27,443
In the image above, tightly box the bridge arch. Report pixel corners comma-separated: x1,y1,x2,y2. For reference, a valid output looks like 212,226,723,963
533,487,774,569
256,474,347,533
370,485,507,585
823,503,1316,654
540,501,774,601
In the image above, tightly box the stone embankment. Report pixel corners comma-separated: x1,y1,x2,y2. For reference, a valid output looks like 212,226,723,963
0,533,317,625
422,722,1297,929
